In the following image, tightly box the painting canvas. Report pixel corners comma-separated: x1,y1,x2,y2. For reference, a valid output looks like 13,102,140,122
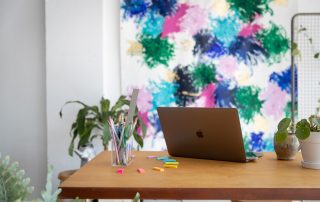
120,0,294,151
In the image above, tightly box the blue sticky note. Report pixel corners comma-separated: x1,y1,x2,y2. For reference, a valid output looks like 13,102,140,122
162,159,177,162
157,156,170,160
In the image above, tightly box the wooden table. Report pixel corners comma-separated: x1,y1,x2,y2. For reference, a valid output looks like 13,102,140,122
59,151,320,200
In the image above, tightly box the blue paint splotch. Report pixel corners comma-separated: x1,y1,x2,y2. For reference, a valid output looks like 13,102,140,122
150,80,177,111
207,39,227,59
269,65,297,95
214,82,237,107
173,65,198,107
149,112,162,136
229,36,267,65
193,31,227,58
142,12,164,37
211,15,240,47
193,31,215,55
122,0,149,19
250,132,266,152
151,0,177,17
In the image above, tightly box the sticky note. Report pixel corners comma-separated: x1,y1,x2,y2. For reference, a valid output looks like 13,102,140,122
157,156,170,160
117,168,124,174
163,165,178,168
162,159,177,162
152,167,164,172
164,162,179,165
147,155,157,159
137,168,145,173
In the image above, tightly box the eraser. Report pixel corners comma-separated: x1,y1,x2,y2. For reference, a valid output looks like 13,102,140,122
117,168,124,174
152,167,164,172
164,162,179,165
163,164,178,168
137,168,145,173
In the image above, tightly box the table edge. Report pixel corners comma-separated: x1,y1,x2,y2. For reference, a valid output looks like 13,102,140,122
59,187,320,200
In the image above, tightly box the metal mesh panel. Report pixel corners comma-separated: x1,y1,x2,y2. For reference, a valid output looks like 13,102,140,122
292,13,320,121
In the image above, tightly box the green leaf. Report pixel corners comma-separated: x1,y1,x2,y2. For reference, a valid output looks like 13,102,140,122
100,98,110,121
140,119,147,137
314,52,320,59
133,192,140,202
39,165,62,202
133,132,144,148
275,131,288,143
76,108,88,134
68,129,78,156
78,122,96,148
277,118,291,132
111,96,130,114
291,42,301,57
296,119,311,140
59,100,89,118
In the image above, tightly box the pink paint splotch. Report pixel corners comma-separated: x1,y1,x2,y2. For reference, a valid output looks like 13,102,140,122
180,5,208,36
136,88,153,136
259,83,287,120
161,4,189,38
217,56,238,79
137,88,153,113
194,84,216,107
239,23,262,37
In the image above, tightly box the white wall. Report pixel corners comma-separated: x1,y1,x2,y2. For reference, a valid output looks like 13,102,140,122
298,0,320,12
0,0,47,198
103,0,121,101
46,0,104,188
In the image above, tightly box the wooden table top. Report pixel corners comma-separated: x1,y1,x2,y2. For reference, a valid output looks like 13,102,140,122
59,151,320,200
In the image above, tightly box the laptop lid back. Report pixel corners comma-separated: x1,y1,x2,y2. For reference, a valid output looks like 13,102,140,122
157,107,247,163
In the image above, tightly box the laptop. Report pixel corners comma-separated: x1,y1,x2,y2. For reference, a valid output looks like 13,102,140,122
157,107,261,163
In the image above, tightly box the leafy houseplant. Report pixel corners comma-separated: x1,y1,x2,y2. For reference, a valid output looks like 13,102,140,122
60,96,145,158
275,115,320,168
274,118,300,160
275,116,320,143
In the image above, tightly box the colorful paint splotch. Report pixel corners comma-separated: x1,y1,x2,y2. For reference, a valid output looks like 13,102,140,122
120,0,293,151
235,86,264,123
139,34,174,68
256,23,290,64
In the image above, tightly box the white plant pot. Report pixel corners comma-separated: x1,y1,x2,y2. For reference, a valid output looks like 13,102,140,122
300,132,320,169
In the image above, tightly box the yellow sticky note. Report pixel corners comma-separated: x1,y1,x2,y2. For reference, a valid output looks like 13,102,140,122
163,165,178,168
164,162,179,165
152,167,164,172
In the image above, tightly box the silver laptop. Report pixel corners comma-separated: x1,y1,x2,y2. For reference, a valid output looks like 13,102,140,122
157,107,260,163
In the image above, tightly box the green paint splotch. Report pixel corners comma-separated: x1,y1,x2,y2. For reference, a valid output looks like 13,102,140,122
192,63,217,90
227,0,272,22
139,34,174,68
257,23,289,64
235,86,263,123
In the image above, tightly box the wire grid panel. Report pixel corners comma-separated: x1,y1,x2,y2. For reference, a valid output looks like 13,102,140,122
293,14,320,120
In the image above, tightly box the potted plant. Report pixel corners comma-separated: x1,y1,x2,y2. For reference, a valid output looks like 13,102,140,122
296,115,320,169
275,115,320,169
274,118,299,160
59,95,145,165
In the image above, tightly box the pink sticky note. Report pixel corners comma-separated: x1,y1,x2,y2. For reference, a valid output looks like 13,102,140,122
117,168,124,174
137,168,145,173
147,155,157,159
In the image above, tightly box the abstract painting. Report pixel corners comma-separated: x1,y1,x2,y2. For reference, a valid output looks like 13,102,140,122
120,0,293,151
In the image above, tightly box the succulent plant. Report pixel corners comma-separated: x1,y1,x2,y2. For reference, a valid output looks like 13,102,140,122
0,153,34,202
